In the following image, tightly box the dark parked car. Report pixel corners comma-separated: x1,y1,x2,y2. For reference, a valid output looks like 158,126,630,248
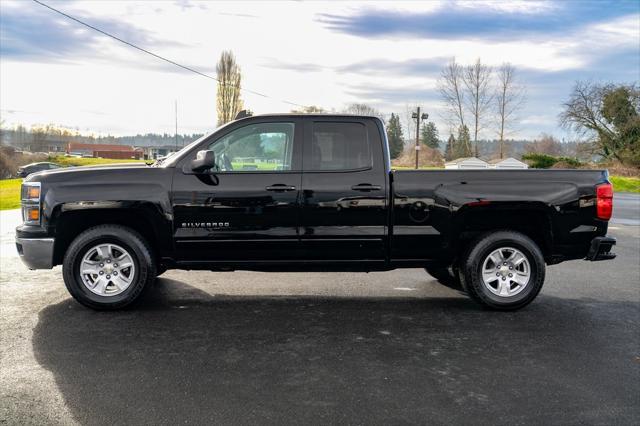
17,162,61,177
16,114,616,311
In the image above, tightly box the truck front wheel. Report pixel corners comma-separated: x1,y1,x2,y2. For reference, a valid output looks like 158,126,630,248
62,225,156,310
459,231,545,311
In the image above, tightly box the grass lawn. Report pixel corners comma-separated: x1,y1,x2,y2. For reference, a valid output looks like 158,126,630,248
0,178,22,210
49,156,147,167
610,176,640,193
230,162,285,171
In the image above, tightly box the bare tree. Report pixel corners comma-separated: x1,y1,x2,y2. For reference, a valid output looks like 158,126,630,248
438,58,466,129
495,63,525,158
216,51,244,126
290,105,325,113
561,81,640,165
463,58,493,157
525,133,564,156
343,103,384,121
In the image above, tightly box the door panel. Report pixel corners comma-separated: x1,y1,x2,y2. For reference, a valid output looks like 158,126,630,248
172,172,301,261
299,119,388,261
171,119,303,262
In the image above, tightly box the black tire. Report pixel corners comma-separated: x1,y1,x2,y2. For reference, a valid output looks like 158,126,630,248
62,225,156,310
458,231,545,311
425,264,463,291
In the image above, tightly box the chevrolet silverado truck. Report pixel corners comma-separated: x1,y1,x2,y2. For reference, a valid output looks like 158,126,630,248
16,114,616,310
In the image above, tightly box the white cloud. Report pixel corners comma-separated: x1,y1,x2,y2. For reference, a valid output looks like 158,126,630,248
0,0,637,141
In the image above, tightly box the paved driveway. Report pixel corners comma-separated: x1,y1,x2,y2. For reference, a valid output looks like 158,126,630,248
613,192,640,225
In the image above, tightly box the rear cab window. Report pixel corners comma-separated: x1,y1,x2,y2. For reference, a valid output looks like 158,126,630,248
307,122,371,171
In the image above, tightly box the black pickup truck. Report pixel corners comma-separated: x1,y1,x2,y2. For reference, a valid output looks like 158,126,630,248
16,114,616,310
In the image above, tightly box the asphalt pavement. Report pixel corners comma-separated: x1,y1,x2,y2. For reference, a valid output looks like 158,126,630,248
613,193,640,225
1,202,638,425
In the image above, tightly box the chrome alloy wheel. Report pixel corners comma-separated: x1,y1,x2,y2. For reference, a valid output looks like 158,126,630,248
481,247,531,298
79,243,136,296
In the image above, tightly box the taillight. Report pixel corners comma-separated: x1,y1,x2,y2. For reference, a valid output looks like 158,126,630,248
596,183,613,220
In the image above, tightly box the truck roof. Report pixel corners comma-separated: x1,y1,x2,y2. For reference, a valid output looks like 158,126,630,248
237,113,383,121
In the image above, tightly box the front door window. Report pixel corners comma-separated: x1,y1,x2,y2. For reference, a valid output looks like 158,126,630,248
209,122,295,172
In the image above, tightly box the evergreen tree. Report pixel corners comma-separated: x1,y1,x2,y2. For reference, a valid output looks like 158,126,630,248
386,113,404,159
445,134,456,161
455,125,472,158
420,121,440,149
216,51,244,126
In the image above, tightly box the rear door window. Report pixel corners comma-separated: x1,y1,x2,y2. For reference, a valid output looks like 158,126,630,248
308,122,371,171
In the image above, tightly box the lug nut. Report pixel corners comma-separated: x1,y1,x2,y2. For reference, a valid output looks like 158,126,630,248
509,266,513,270
99,263,104,267
509,273,513,277
106,260,111,264
106,275,110,279
503,262,508,266
502,277,506,280
496,272,501,276
113,271,118,276
114,263,118,267
99,271,104,275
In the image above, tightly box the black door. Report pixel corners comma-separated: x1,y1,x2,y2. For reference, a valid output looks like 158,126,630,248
299,118,388,263
172,119,303,263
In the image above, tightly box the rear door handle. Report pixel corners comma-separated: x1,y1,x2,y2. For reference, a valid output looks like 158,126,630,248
266,184,297,192
351,184,382,192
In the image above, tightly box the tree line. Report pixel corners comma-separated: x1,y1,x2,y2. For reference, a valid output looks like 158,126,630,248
0,124,204,151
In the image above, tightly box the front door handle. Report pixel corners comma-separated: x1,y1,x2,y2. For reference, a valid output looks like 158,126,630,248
351,184,381,192
266,184,297,192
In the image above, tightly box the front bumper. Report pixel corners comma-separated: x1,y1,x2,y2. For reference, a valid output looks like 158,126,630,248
585,236,616,261
15,237,55,270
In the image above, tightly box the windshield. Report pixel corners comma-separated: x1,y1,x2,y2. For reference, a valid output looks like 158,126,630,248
158,120,238,168
156,133,211,167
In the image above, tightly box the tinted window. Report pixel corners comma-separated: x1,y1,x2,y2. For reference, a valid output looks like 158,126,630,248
310,122,370,171
208,122,294,172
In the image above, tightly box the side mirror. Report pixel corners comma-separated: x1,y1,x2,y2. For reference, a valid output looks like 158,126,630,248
190,150,215,173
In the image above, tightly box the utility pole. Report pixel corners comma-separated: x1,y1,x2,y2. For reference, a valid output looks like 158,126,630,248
411,107,428,169
174,99,178,152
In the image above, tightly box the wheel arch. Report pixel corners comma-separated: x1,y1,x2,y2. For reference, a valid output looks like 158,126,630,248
450,202,554,261
51,202,172,266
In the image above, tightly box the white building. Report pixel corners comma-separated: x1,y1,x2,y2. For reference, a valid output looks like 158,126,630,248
444,157,489,169
488,157,529,169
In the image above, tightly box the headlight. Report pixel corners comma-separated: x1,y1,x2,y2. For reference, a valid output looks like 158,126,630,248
21,182,41,225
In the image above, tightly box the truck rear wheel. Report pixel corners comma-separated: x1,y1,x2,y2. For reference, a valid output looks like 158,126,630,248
62,225,156,310
459,231,545,311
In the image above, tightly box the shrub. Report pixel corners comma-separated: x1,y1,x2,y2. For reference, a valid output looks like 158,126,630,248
521,153,558,168
522,153,583,169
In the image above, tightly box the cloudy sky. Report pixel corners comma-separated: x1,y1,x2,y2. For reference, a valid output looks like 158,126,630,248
1,0,638,139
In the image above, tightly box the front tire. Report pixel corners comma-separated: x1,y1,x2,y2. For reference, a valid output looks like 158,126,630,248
459,231,545,311
63,225,156,310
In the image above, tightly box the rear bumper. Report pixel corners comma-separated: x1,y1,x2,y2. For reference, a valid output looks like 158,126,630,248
15,237,55,270
585,236,616,261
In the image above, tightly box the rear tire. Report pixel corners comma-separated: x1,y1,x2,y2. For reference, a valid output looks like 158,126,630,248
62,225,156,310
458,231,545,311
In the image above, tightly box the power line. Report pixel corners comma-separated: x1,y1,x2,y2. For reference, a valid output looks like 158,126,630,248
31,0,306,108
